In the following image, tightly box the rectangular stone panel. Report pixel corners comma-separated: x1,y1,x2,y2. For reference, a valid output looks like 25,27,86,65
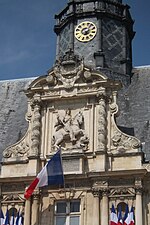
63,158,81,174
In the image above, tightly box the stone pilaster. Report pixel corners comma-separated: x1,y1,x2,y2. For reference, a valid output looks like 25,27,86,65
135,178,143,225
135,187,143,225
92,190,100,225
31,193,39,225
30,94,41,158
24,198,31,225
97,88,107,152
101,189,109,225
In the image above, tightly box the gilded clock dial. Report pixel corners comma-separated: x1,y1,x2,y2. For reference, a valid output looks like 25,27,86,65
75,21,97,42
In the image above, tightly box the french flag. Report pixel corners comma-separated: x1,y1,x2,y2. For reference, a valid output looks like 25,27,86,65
4,209,9,225
15,210,23,225
24,149,64,199
129,206,135,225
110,204,118,225
118,205,123,225
10,208,15,225
0,209,4,225
123,204,130,225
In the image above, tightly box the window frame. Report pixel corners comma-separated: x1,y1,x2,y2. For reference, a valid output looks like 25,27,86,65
54,200,81,225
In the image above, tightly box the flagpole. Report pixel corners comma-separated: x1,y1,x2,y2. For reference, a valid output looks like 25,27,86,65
57,145,67,199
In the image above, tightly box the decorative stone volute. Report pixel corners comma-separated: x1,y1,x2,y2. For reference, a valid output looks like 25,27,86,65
109,90,141,155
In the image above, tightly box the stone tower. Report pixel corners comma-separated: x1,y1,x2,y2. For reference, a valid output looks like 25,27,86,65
54,0,135,85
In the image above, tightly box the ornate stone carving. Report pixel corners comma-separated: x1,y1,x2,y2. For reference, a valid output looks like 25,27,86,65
110,91,141,154
49,190,84,200
52,109,89,150
92,189,100,197
135,178,143,194
78,86,98,94
111,130,141,153
30,94,41,157
97,88,107,151
92,180,109,196
135,186,143,195
109,187,135,198
3,132,29,159
32,192,40,200
48,49,84,89
101,188,110,196
2,194,24,204
93,180,108,189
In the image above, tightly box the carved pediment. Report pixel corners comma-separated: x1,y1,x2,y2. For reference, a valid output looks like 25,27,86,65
2,194,24,203
109,187,135,198
27,50,110,93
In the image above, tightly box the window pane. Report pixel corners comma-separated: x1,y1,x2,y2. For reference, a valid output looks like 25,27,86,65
70,201,80,212
56,202,67,213
70,216,79,225
56,216,66,225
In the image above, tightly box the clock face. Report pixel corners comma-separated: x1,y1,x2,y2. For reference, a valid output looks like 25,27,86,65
75,21,97,42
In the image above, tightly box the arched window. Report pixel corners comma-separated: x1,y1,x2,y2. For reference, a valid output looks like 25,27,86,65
117,202,127,218
8,207,17,220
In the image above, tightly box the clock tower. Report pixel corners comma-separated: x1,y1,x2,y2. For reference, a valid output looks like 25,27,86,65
54,0,135,85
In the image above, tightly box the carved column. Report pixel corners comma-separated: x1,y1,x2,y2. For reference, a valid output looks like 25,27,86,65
97,88,107,152
135,187,143,225
24,199,31,225
30,94,41,158
101,190,109,225
92,190,100,225
31,194,39,225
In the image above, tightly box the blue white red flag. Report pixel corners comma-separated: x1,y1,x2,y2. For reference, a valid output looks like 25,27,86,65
4,209,9,225
118,205,123,225
129,206,135,225
24,148,64,199
0,209,4,225
10,208,15,225
110,204,118,225
14,210,20,225
18,213,23,225
123,204,130,225
14,210,23,225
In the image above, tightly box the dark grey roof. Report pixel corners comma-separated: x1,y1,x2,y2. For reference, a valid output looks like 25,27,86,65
0,67,150,160
117,66,150,160
0,78,34,160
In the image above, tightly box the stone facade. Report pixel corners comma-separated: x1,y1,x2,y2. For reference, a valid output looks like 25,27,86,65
0,0,150,225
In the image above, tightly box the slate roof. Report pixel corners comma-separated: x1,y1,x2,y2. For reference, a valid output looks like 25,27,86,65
0,67,150,161
0,78,35,160
117,66,150,160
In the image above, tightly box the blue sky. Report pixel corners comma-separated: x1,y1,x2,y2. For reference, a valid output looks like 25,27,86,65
0,0,149,80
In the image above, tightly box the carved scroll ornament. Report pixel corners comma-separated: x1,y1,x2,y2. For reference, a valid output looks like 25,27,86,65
110,93,141,154
3,132,29,159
